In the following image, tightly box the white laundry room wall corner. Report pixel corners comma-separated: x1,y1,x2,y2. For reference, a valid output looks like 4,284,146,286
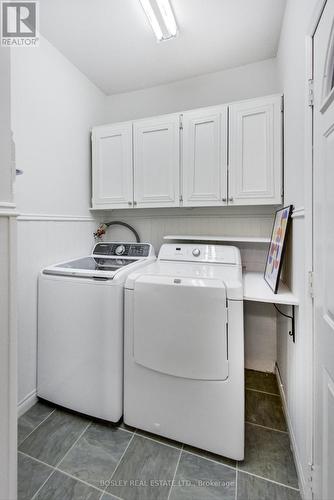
103,57,279,123
276,0,319,498
11,36,106,414
14,38,283,414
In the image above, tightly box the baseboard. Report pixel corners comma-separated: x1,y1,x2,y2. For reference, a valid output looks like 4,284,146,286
17,390,38,418
245,359,276,373
275,365,310,500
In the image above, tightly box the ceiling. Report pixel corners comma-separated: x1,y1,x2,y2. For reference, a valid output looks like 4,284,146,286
40,0,286,95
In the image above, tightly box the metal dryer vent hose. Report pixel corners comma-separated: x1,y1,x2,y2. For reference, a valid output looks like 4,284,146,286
94,221,140,243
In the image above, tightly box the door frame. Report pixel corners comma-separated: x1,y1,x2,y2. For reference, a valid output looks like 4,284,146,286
305,0,328,496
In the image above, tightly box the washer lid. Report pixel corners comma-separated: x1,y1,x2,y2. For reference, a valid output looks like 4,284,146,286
53,256,137,272
42,256,158,281
42,242,156,280
43,256,145,280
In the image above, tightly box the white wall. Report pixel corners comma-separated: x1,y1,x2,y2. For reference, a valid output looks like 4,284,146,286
103,58,279,123
11,36,105,410
276,0,318,498
244,302,277,372
12,37,105,216
0,47,13,204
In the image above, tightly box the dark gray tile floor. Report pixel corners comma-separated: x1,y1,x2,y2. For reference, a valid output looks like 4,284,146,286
18,370,301,500
245,389,287,432
18,401,54,446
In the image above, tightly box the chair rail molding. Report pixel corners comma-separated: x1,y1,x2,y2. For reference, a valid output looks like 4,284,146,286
17,213,96,222
0,201,16,209
291,206,305,219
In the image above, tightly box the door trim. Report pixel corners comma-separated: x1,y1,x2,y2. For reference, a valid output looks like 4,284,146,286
0,212,17,500
306,2,328,499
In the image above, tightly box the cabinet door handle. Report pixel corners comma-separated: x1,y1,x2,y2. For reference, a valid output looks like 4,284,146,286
229,197,234,202
133,201,137,206
128,201,132,206
222,197,227,202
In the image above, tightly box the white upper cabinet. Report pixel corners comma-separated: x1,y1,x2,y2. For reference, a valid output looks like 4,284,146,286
133,114,180,208
228,95,282,205
91,94,283,210
182,106,228,207
92,122,133,209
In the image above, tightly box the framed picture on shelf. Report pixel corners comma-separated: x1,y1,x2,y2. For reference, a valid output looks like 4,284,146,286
264,205,293,294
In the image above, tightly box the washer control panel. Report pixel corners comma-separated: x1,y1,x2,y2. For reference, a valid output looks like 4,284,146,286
93,242,151,258
115,244,126,256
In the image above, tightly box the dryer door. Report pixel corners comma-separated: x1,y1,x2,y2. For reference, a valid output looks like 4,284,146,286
133,275,228,380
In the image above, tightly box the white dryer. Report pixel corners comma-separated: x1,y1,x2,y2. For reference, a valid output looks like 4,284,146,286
37,242,155,423
124,243,244,460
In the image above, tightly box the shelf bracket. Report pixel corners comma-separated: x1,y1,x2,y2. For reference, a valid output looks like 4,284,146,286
274,304,295,343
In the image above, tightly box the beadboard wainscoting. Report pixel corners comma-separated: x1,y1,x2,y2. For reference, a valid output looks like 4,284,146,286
97,206,275,270
17,215,98,414
276,210,311,499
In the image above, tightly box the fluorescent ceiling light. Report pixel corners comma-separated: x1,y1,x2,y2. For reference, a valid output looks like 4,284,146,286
156,0,177,37
140,0,178,42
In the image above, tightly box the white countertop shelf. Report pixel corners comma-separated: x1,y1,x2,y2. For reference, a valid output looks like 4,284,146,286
243,272,299,306
164,235,270,244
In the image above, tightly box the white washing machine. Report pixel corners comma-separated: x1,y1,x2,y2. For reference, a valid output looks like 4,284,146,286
37,242,155,422
124,243,244,460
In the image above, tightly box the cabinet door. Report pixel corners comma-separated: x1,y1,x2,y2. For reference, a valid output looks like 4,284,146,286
182,106,228,207
228,95,282,205
92,123,133,209
133,114,180,208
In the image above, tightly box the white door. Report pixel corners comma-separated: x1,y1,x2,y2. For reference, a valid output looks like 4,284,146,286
313,2,334,498
133,114,180,208
229,95,282,205
182,106,228,207
92,122,133,209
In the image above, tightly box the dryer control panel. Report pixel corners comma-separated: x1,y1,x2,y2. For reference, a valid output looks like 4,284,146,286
158,244,241,265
